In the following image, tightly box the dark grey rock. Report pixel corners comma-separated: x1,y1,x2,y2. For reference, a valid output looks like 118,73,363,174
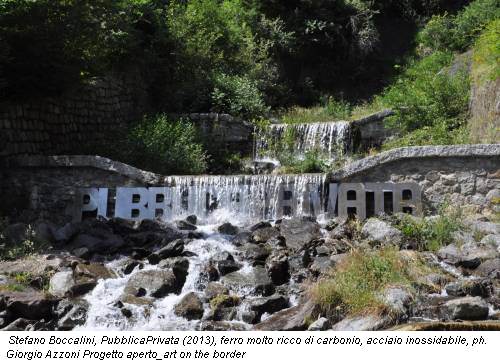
174,292,204,320
279,217,321,251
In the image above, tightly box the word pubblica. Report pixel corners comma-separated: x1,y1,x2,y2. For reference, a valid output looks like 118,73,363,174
76,178,422,222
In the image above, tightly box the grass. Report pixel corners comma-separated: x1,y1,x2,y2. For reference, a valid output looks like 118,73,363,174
0,224,51,261
395,207,464,251
311,247,432,318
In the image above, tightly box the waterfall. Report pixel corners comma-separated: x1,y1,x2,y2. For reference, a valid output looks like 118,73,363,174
255,121,351,162
163,174,327,223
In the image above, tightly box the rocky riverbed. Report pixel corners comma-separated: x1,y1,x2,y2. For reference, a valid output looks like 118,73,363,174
0,212,499,331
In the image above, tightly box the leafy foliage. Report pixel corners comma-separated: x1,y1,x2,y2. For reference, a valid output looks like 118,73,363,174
125,114,208,175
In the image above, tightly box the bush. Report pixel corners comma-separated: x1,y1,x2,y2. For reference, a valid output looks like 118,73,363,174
126,115,207,175
471,19,500,84
381,51,470,133
211,73,269,119
418,0,500,53
396,206,464,251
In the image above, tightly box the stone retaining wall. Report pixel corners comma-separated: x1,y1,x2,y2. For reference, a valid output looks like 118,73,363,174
0,75,148,157
1,145,499,224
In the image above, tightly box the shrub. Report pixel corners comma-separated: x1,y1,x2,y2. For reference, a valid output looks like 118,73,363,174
211,73,269,119
126,115,207,175
381,51,470,133
471,19,500,84
395,206,464,251
0,224,50,261
418,0,500,53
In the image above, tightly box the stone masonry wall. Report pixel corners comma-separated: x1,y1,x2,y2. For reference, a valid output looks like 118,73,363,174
0,75,148,157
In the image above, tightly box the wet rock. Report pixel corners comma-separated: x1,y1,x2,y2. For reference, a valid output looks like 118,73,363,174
445,279,493,298
307,317,330,331
199,264,220,284
332,314,392,331
361,218,402,247
241,244,270,263
475,258,500,278
250,221,272,232
71,263,115,296
176,220,197,231
218,223,239,235
174,292,204,320
266,252,290,285
231,232,251,246
121,308,133,318
251,227,280,244
158,257,189,282
55,299,88,330
130,248,151,260
148,239,185,263
123,261,142,275
247,294,289,322
208,295,240,321
205,282,229,301
221,266,274,296
279,217,321,251
124,269,183,298
441,296,489,320
217,260,242,276
186,215,197,225
254,300,315,331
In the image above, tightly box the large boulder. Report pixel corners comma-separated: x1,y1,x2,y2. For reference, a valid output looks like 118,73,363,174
204,282,229,301
251,227,280,244
240,243,271,264
441,296,489,321
437,243,498,268
0,255,64,277
148,239,185,263
279,218,321,251
124,269,183,298
445,279,493,298
380,287,413,319
475,258,500,278
266,251,290,285
217,223,239,236
174,292,204,320
361,218,402,246
247,294,289,322
48,271,75,297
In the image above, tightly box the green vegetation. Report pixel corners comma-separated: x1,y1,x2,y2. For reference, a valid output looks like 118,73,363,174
395,207,464,251
123,115,207,175
312,247,432,317
209,294,240,310
471,19,500,84
0,223,50,261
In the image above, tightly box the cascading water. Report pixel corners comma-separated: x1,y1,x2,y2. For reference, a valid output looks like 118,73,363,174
254,121,351,162
77,174,327,331
163,174,328,223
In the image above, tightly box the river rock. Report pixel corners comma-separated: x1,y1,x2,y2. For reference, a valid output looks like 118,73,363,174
55,299,89,330
217,223,239,235
437,243,498,268
148,239,185,263
247,294,289,322
475,258,500,278
3,291,59,320
217,260,242,276
361,218,402,247
380,287,413,318
124,269,183,298
332,314,392,331
279,217,321,250
67,232,124,256
307,317,330,331
445,279,493,298
254,300,315,331
231,232,251,246
201,321,248,331
241,243,270,263
266,252,290,285
205,282,229,301
221,266,274,296
309,256,335,276
174,292,204,320
0,254,64,277
251,227,280,244
48,271,75,297
441,296,489,320
176,220,197,231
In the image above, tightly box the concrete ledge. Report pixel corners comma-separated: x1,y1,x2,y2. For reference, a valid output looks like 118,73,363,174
3,155,162,185
330,144,500,181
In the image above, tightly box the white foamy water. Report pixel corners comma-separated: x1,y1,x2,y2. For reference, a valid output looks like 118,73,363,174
77,223,279,331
